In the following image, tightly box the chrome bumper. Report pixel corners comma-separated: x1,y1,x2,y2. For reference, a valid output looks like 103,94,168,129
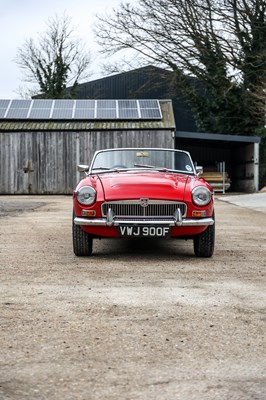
74,216,214,227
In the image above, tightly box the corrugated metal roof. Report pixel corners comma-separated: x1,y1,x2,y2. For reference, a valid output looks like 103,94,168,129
176,130,261,144
63,66,197,132
0,100,175,132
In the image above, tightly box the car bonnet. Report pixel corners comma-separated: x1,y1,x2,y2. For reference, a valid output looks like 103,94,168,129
97,171,190,201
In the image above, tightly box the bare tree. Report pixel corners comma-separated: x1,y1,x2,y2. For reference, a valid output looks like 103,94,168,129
95,0,266,135
16,14,91,98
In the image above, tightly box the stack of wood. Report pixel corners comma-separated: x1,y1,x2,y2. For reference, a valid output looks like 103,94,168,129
202,166,231,193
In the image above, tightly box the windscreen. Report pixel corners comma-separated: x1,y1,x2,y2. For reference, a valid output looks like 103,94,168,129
91,149,194,173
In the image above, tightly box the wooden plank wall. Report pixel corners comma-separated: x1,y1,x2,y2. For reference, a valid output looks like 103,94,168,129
0,130,174,194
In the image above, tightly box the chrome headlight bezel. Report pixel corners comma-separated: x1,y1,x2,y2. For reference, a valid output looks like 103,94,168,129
192,186,212,206
76,186,96,206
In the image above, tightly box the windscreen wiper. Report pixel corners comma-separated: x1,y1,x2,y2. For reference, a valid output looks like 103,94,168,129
134,163,168,172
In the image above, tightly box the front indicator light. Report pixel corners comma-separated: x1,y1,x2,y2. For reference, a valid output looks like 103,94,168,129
82,210,96,217
192,210,206,218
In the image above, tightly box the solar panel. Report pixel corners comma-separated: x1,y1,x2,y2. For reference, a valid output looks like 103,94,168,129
97,100,116,109
0,109,6,118
6,108,29,118
4,99,31,118
0,100,10,118
10,99,31,109
117,99,139,119
76,99,95,109
52,109,73,119
139,99,159,108
96,100,117,118
0,99,162,120
74,109,95,119
29,109,51,119
75,99,96,118
119,109,139,119
118,99,138,108
32,99,53,109
139,99,162,119
96,109,117,119
0,99,10,108
54,99,74,108
140,108,162,119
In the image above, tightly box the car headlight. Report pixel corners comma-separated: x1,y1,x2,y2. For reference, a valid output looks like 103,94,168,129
76,186,96,205
192,186,212,206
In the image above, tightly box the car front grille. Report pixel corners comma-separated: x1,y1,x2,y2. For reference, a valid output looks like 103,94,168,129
101,200,187,218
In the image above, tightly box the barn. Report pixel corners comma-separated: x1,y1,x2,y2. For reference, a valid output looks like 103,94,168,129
0,99,175,194
176,131,261,193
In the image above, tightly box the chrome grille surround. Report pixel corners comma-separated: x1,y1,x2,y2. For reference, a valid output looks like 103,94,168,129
101,200,187,219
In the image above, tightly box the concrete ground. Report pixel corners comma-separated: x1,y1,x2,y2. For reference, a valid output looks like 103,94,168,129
218,192,266,214
0,194,265,400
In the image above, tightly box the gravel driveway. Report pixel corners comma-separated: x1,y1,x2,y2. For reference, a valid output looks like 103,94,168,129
0,195,265,400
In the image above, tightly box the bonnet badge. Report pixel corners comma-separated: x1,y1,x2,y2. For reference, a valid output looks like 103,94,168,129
140,198,149,207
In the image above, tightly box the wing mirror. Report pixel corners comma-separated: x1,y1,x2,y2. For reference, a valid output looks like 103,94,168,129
77,164,89,173
196,166,203,175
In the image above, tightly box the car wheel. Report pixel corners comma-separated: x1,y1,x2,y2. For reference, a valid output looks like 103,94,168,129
193,223,215,258
72,213,93,256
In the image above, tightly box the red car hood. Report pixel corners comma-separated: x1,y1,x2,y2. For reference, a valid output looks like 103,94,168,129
98,171,190,201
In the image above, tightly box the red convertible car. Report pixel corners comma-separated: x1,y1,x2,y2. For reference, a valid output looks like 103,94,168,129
73,148,215,257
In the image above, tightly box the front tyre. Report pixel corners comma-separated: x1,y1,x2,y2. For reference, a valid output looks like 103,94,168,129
193,223,215,258
72,214,93,256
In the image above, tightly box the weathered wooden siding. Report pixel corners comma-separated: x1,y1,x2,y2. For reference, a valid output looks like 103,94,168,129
0,130,174,194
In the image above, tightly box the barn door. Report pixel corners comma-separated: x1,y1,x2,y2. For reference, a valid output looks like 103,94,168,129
22,160,35,194
31,131,77,194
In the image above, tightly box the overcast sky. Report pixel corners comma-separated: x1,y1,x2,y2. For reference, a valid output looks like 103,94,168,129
0,0,133,99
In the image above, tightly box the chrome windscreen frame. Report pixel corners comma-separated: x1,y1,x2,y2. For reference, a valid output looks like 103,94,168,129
88,147,197,175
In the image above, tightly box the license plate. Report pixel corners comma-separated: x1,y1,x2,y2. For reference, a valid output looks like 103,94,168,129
118,226,170,237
